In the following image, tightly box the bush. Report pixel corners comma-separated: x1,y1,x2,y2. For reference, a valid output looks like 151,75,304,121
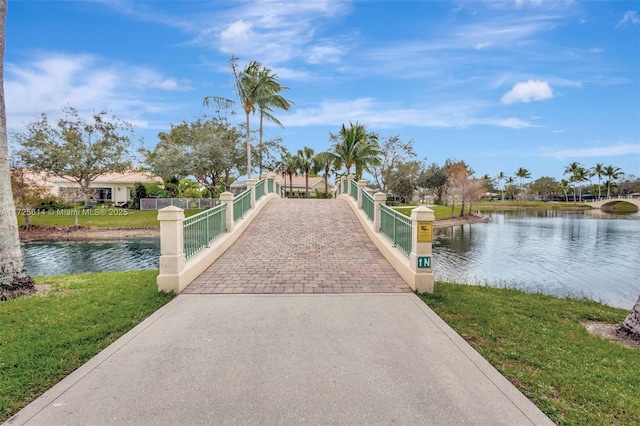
34,196,74,211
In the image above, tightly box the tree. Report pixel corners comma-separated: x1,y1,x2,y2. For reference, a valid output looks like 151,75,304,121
515,167,531,193
620,295,640,339
143,116,245,198
563,161,584,202
416,162,448,204
591,163,605,199
0,0,36,300
328,122,380,180
448,161,475,217
603,165,622,198
15,106,133,205
367,135,416,194
204,56,289,179
496,171,506,201
295,146,316,198
282,153,298,197
387,160,421,204
10,165,48,230
557,179,571,202
504,176,516,199
314,151,338,198
529,176,558,201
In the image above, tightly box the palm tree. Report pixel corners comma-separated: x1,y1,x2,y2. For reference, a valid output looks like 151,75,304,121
591,163,605,199
295,146,316,198
254,64,293,176
281,153,297,197
315,151,338,198
557,179,571,202
603,165,622,198
204,56,285,179
564,161,582,202
572,166,590,202
504,176,516,200
328,122,380,179
496,171,506,201
0,0,35,300
515,167,531,191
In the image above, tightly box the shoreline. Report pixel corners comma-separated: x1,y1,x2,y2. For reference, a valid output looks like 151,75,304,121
19,215,487,242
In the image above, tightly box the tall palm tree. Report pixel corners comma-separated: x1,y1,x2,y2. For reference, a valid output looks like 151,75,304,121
603,165,622,198
515,167,531,191
591,163,605,199
0,0,35,299
328,122,380,180
564,161,582,202
281,153,297,197
295,146,316,198
254,64,293,176
505,176,516,199
204,56,285,179
496,171,506,201
315,151,338,198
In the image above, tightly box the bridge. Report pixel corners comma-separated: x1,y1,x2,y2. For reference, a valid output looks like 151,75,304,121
585,196,640,212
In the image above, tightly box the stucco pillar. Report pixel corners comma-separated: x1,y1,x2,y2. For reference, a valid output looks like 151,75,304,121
247,178,257,208
373,192,386,232
347,175,355,197
410,206,436,294
357,180,367,209
219,192,235,233
157,206,185,293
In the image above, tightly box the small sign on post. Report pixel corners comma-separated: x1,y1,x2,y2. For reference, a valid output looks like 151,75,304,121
417,221,433,243
417,256,431,269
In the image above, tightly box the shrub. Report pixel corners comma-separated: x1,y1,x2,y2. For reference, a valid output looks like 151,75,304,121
34,196,74,211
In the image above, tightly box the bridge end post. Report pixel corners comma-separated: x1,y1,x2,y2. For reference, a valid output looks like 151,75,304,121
357,180,367,209
410,206,435,294
157,206,186,293
373,192,386,232
247,179,257,208
220,192,235,233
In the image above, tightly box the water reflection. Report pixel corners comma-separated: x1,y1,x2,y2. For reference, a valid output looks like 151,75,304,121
432,211,640,309
23,239,159,277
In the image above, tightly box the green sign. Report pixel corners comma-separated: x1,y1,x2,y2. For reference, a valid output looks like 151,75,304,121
417,256,431,269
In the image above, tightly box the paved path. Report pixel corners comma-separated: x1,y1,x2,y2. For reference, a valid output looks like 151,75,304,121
183,198,411,294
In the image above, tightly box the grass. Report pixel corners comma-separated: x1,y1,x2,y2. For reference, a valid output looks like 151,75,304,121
476,200,594,210
16,208,202,228
393,204,465,219
0,270,174,422
419,283,639,425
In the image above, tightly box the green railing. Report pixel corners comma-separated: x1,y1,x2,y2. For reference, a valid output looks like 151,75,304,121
350,180,358,201
183,204,227,260
380,204,411,257
275,182,280,195
267,178,274,194
233,189,251,222
255,179,265,201
362,190,374,221
343,180,348,194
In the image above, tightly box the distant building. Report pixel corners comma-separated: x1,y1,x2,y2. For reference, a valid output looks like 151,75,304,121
230,175,333,198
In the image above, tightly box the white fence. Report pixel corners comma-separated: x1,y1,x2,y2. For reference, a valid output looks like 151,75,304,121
140,198,220,210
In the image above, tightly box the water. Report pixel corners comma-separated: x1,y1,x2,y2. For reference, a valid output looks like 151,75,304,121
23,238,160,277
432,210,640,309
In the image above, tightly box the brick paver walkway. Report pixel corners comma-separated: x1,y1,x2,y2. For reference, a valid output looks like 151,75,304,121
183,198,411,294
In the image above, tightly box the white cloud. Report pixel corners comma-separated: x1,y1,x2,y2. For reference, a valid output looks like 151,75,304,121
5,53,191,131
616,11,640,28
501,80,554,104
540,143,640,159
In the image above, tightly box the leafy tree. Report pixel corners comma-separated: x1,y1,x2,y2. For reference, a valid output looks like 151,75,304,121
255,136,286,176
448,161,475,217
14,106,133,205
416,162,448,204
496,171,506,201
132,183,147,209
603,165,622,198
504,176,517,199
294,146,316,198
0,0,35,299
10,156,49,230
367,135,416,194
204,56,289,179
387,160,420,204
328,122,380,180
480,174,496,194
529,176,558,201
557,179,571,202
142,116,245,198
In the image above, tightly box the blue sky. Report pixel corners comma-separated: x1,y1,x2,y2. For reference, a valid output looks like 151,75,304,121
6,0,640,182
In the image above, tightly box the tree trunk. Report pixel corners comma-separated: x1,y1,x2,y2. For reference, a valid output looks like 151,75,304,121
245,110,251,179
305,172,309,198
0,0,35,300
620,296,640,339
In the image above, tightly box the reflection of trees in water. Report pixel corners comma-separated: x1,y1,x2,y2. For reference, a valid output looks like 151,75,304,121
435,224,474,254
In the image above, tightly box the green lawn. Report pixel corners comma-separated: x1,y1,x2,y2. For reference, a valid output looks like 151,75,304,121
16,208,202,228
394,204,466,219
419,283,639,426
0,271,174,422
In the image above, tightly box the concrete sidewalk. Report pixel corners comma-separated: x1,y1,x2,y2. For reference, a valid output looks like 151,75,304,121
6,294,553,426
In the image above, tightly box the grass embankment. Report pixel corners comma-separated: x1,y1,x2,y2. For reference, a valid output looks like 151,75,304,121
393,205,466,219
16,208,202,228
420,283,639,425
0,271,174,422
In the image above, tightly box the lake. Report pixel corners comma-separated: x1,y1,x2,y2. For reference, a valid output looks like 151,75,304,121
432,210,640,309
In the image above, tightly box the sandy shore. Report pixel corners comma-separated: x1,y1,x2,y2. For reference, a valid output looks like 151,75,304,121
434,214,489,228
19,226,159,242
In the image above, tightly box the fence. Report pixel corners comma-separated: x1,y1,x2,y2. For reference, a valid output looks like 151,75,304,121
362,189,374,221
379,204,412,257
141,198,219,210
255,179,265,201
233,189,252,222
183,204,226,259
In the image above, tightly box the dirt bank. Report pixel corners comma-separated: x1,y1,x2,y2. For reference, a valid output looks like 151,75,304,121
19,226,159,242
434,214,488,228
